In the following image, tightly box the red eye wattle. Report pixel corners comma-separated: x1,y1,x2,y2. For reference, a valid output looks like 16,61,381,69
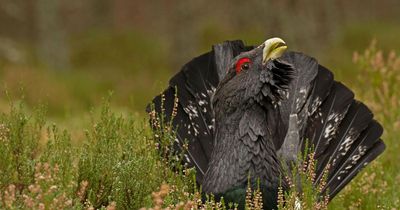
235,57,251,74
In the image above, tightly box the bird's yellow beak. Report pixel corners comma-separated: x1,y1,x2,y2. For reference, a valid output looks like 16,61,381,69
262,37,287,64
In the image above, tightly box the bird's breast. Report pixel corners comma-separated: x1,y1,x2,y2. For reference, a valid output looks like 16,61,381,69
203,104,283,196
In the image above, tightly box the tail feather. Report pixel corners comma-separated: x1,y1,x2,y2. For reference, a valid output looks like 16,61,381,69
299,65,334,152
324,121,383,196
326,140,385,198
307,82,354,158
306,65,334,116
328,121,383,179
315,101,373,181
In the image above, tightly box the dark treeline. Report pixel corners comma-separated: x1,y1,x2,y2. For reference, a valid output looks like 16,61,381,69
1,0,399,70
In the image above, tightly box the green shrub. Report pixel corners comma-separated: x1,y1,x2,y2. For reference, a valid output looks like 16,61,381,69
0,102,43,197
77,100,168,209
0,99,195,209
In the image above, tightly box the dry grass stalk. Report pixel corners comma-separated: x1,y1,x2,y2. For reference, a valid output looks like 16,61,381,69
140,184,195,210
77,180,89,202
2,162,74,209
278,152,329,210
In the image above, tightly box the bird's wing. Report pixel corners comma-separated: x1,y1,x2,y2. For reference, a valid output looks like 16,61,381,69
276,52,319,162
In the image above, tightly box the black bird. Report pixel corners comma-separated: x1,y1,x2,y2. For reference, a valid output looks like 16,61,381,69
147,38,385,209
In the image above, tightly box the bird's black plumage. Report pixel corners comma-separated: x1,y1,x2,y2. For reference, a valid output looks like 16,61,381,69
147,39,385,209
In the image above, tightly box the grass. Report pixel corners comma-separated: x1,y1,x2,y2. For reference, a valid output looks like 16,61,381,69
328,40,400,209
0,41,399,209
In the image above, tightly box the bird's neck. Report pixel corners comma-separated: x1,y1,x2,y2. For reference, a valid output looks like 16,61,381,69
203,103,283,200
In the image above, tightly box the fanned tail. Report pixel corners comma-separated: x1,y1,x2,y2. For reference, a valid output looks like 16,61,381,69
293,60,385,199
323,121,384,197
277,52,385,200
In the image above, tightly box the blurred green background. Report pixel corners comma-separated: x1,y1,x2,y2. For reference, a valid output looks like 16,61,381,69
0,0,399,118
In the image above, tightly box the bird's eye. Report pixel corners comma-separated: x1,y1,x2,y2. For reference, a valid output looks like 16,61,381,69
235,57,251,74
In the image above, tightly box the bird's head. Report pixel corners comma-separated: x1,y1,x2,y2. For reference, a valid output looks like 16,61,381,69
213,38,294,113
